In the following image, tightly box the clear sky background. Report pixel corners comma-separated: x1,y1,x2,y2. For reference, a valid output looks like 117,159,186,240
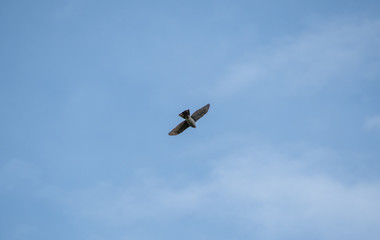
1,0,380,239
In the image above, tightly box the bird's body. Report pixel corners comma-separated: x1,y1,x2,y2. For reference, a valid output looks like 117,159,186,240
186,116,197,128
179,109,196,128
168,104,210,136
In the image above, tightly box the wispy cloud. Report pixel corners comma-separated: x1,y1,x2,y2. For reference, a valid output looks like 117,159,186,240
213,18,380,98
53,144,380,239
3,144,378,239
365,115,380,131
204,149,380,239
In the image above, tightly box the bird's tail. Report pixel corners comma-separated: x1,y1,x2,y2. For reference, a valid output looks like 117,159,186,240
179,109,190,119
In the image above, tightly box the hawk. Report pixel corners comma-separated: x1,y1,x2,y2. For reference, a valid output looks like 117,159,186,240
168,104,210,136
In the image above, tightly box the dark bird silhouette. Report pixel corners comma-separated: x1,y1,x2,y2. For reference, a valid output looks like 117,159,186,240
168,104,210,136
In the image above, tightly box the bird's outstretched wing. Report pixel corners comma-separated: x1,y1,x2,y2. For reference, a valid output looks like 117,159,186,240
168,120,190,135
191,104,210,122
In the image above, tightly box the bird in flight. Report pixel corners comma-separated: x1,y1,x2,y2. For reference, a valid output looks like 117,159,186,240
168,104,210,136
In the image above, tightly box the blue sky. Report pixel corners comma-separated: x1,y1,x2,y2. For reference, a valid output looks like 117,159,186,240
1,0,380,239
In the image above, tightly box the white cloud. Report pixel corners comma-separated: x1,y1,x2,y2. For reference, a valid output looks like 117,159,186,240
213,19,380,98
3,148,377,239
365,115,380,131
205,153,380,239
56,144,380,239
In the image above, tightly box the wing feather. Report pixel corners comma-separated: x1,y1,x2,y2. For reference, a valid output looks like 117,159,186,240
191,104,210,122
168,120,190,135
